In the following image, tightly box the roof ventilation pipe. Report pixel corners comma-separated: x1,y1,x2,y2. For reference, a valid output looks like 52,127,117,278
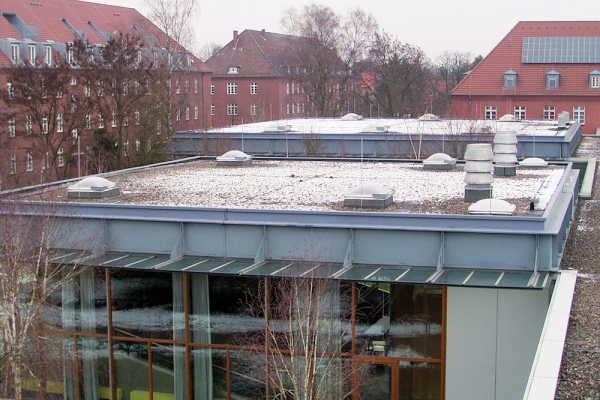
493,131,518,176
464,143,493,202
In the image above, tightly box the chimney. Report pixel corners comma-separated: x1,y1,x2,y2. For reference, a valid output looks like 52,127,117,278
233,30,238,43
261,29,266,38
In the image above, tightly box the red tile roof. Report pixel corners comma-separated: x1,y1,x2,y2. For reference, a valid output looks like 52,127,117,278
207,29,305,77
452,21,600,96
0,0,210,71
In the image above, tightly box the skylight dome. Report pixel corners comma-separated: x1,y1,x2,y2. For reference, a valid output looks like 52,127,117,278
499,114,519,121
519,157,548,168
468,199,516,215
68,176,119,199
216,150,252,166
418,113,439,121
344,182,393,209
341,113,362,121
423,153,456,170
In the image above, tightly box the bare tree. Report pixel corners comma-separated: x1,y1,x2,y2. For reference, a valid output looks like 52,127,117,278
242,270,358,400
281,5,378,117
199,42,222,62
0,59,93,186
435,50,473,94
0,200,89,400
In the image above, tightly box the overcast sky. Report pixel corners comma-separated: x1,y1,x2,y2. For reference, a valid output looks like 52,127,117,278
94,0,600,62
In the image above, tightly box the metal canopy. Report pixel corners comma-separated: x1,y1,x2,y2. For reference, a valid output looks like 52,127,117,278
51,250,552,290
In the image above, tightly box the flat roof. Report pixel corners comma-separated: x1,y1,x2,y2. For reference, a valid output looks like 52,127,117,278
55,159,563,214
208,118,568,137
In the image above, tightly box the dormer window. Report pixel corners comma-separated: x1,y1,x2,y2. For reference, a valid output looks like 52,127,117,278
44,45,52,66
503,70,517,89
11,43,19,64
228,66,239,74
28,44,36,65
589,70,600,89
546,70,561,90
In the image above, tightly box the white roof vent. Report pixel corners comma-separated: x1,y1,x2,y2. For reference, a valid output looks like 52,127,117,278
464,143,494,202
263,123,292,133
423,153,456,170
341,113,363,121
216,150,252,166
493,131,518,176
344,182,393,209
468,199,516,215
418,113,440,121
361,124,389,133
68,176,120,199
499,114,519,121
519,157,548,168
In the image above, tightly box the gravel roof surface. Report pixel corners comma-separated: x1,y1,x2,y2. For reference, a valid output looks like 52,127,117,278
211,118,565,137
87,160,560,213
556,136,600,399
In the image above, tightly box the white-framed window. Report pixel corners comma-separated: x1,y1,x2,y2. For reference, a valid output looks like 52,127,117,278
57,114,63,133
8,117,16,137
514,106,526,119
42,152,48,170
194,105,199,120
251,104,258,116
11,43,19,64
286,83,290,94
176,107,181,121
157,119,161,134
291,82,295,94
185,79,189,93
251,82,257,94
135,139,141,152
211,104,215,115
573,106,585,125
590,72,600,89
42,116,48,134
123,140,129,157
112,110,117,128
10,155,16,175
228,66,239,74
176,79,181,94
123,79,128,96
25,115,32,134
98,113,104,129
292,103,295,114
72,128,78,141
7,82,14,99
71,76,77,86
194,78,198,93
485,106,497,120
227,82,238,94
58,148,64,167
302,103,305,113
28,44,36,64
124,115,129,127
146,139,151,152
67,46,74,65
85,114,91,130
545,107,557,121
135,109,140,125
546,70,560,90
56,88,62,99
286,103,290,115
85,85,91,97
44,45,52,66
185,105,190,121
136,50,142,64
227,104,238,116
26,152,33,172
211,84,214,95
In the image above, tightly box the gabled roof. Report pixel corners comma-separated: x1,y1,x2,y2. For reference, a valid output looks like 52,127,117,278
452,21,600,96
0,0,210,71
206,29,305,78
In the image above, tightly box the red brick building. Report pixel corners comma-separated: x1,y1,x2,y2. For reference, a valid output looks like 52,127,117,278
206,29,316,128
451,21,600,135
0,0,212,188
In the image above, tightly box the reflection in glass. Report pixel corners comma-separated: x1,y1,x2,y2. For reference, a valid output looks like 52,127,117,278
356,284,442,359
230,349,266,399
398,361,441,400
360,363,392,400
208,276,263,345
111,270,173,339
114,340,150,396
192,347,220,400
77,336,110,400
151,343,176,396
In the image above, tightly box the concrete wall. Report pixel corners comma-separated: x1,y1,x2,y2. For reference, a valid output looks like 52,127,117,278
446,286,550,400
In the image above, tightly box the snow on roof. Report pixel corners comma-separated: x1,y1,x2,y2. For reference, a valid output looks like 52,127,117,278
208,118,565,137
100,160,560,212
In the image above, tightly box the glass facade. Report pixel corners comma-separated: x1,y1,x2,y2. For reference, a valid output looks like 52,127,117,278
34,268,445,400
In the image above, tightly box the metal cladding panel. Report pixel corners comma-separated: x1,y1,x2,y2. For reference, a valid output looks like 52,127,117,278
50,218,104,251
224,225,264,259
352,229,440,267
184,223,226,257
444,232,537,270
265,226,350,263
108,220,179,254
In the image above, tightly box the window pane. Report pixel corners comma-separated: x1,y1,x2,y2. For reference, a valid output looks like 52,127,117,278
398,361,442,400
